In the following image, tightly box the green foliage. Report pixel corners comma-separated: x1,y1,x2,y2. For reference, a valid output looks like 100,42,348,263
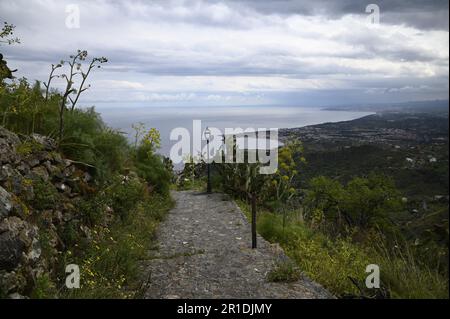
38,228,57,261
31,274,57,299
61,221,81,248
1,75,171,187
405,204,449,274
214,140,304,207
34,173,173,299
0,79,60,134
93,129,129,174
16,139,44,156
0,57,126,180
177,176,206,191
134,129,171,196
106,175,146,221
0,22,20,45
269,140,305,202
30,179,61,210
300,142,449,199
177,155,207,190
78,194,109,227
375,240,448,299
239,202,448,298
0,22,20,83
215,160,269,201
62,186,174,299
59,107,130,179
135,154,171,196
267,260,302,283
305,174,403,235
141,127,161,152
0,25,176,299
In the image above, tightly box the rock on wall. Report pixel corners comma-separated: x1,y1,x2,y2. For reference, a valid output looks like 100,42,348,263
0,127,93,298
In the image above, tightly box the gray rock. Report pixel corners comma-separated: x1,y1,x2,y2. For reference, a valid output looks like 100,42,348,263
0,126,21,164
21,183,34,202
0,217,36,270
43,161,61,176
0,126,21,146
31,166,50,182
10,173,25,196
27,157,40,168
11,200,31,219
0,186,13,219
30,133,56,151
0,164,17,182
25,236,42,263
16,162,30,175
50,152,63,164
0,164,23,182
0,270,27,295
0,139,20,165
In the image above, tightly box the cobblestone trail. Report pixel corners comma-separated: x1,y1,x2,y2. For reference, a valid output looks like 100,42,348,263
144,191,332,299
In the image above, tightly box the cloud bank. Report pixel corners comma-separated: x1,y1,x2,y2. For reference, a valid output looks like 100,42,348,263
1,0,448,106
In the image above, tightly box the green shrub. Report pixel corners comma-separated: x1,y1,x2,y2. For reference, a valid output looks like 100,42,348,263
238,202,448,298
93,129,129,174
16,140,44,156
31,273,57,299
106,175,145,221
304,174,403,237
61,220,81,248
267,260,302,283
0,80,60,135
135,144,171,196
62,192,174,299
30,179,60,210
376,241,448,299
78,194,109,226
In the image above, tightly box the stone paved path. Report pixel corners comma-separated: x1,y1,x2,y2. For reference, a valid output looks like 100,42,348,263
144,191,332,299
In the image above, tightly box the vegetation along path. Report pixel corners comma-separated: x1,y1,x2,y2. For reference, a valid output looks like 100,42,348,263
144,191,332,299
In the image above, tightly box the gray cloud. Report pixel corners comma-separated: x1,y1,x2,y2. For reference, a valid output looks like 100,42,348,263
0,0,448,106
227,0,449,30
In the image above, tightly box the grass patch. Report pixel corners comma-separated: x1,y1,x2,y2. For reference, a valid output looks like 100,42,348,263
176,177,206,191
267,260,302,283
16,140,44,156
58,193,174,299
31,274,57,299
236,200,448,299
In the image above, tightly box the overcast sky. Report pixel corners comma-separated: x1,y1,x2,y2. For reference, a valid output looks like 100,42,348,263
1,0,448,107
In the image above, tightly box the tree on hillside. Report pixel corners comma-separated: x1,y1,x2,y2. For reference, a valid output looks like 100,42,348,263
0,22,20,83
134,126,172,195
269,139,305,203
0,22,20,45
305,174,404,235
